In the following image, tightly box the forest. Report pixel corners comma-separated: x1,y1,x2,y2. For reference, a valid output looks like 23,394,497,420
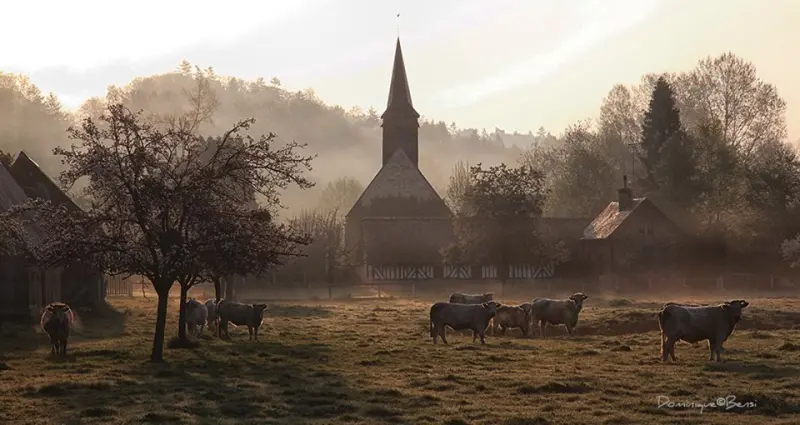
2,51,800,281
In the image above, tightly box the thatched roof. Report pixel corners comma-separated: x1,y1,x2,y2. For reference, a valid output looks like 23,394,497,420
10,151,82,212
581,198,646,240
347,149,450,218
361,217,454,265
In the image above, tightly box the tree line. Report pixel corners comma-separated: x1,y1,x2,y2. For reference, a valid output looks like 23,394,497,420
519,52,799,270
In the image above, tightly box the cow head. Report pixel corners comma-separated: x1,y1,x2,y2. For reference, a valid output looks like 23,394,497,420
482,301,500,318
569,293,589,309
46,303,72,323
482,293,494,303
252,303,268,319
519,303,533,322
722,299,749,324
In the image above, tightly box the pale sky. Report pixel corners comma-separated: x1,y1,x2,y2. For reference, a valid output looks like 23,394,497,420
2,0,799,140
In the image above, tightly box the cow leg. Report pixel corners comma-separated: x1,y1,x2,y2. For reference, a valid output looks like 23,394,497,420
565,323,574,336
199,324,205,337
539,321,547,339
248,326,253,341
440,327,448,345
472,330,478,343
254,326,260,341
662,336,678,362
61,339,68,356
669,338,678,361
479,330,486,345
49,336,56,355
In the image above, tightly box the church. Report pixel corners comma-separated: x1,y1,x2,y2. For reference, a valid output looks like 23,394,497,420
344,38,455,282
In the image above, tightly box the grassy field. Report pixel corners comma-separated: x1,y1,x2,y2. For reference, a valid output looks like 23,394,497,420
1,292,800,425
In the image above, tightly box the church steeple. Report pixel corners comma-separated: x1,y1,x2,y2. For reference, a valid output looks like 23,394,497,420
381,37,420,168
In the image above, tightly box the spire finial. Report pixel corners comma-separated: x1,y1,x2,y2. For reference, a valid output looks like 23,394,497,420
396,13,400,37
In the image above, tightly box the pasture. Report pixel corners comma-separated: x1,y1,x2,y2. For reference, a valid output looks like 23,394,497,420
1,291,800,425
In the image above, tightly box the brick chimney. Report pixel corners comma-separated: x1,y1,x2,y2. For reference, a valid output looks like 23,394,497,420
618,175,633,211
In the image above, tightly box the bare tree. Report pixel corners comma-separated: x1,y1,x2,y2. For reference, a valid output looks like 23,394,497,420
24,104,314,361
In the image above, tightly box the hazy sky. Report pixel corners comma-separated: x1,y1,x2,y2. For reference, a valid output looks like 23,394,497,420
2,0,798,140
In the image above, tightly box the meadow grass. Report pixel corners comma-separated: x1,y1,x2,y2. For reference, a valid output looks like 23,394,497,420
1,292,799,424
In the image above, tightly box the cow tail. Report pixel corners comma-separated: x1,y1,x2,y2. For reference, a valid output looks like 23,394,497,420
430,315,435,338
657,309,669,340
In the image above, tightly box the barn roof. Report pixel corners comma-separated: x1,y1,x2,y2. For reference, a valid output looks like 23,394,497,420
581,198,647,240
10,151,82,212
0,161,44,248
347,149,449,218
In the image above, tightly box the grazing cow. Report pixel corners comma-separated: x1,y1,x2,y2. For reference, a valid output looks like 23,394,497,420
530,293,589,338
40,302,74,356
449,292,494,304
217,300,268,341
661,302,708,348
492,303,532,337
430,301,499,345
185,299,209,337
658,300,749,362
205,299,218,335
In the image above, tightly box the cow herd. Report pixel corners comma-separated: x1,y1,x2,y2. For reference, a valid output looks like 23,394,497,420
430,292,751,363
184,298,268,341
37,294,750,363
429,292,589,345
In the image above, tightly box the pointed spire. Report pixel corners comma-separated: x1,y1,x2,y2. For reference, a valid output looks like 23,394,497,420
382,37,419,119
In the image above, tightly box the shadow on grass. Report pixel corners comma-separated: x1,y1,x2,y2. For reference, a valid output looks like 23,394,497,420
702,361,800,378
265,305,332,318
24,340,416,424
0,301,128,364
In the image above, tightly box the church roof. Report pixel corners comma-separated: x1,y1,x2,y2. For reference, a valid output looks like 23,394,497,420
381,38,419,119
347,149,449,219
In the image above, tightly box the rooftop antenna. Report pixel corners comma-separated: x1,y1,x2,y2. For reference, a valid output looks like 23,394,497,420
396,13,400,37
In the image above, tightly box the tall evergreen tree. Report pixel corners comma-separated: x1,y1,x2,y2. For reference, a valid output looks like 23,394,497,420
640,76,700,205
640,76,682,186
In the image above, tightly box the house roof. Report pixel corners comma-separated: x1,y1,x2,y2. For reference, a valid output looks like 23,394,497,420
347,149,449,218
10,151,82,212
581,198,646,240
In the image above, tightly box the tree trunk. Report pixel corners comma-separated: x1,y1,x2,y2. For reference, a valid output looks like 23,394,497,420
150,282,172,363
177,284,189,342
225,275,235,301
213,276,222,302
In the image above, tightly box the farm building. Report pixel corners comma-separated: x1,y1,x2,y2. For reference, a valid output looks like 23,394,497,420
581,176,685,273
0,158,60,319
345,38,454,282
0,151,106,319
